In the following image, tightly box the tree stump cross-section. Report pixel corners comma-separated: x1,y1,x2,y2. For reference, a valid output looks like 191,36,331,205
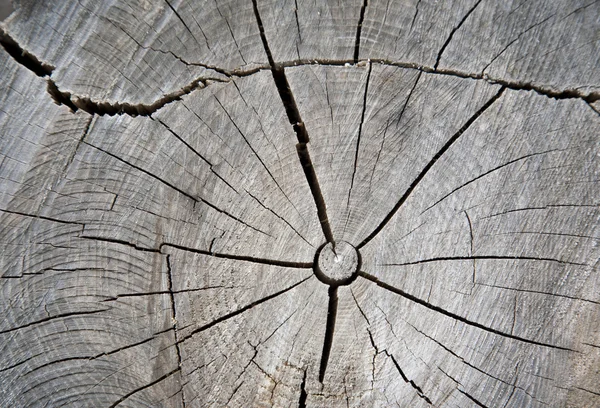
0,0,599,407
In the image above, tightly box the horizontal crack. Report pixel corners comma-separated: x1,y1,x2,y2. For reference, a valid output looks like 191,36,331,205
359,271,577,352
382,255,587,267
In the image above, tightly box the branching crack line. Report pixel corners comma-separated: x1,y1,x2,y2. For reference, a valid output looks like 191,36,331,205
422,149,559,213
77,236,312,268
245,190,314,248
381,255,587,267
82,141,270,236
154,119,239,194
434,0,484,69
319,285,338,383
359,271,577,351
177,276,311,343
161,242,313,268
165,255,184,408
354,0,369,62
0,309,107,335
108,367,180,408
252,0,335,245
367,329,432,404
357,86,506,249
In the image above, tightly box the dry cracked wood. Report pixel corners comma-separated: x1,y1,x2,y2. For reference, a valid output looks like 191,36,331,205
0,0,599,407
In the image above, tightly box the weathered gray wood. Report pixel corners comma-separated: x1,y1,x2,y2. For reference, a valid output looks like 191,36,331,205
1,0,599,407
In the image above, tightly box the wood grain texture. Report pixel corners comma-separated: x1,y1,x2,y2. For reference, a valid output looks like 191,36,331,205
1,0,599,407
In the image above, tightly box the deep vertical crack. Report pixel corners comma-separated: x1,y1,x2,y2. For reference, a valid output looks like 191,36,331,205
357,86,506,249
298,368,308,407
354,0,369,62
252,0,335,245
165,255,186,407
319,286,338,383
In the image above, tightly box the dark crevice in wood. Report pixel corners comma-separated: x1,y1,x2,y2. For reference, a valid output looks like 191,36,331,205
357,87,506,249
278,59,600,103
108,367,181,408
350,288,370,325
162,242,313,268
102,285,233,301
392,70,421,128
404,318,526,390
178,276,311,343
0,309,108,335
358,271,577,351
251,0,275,67
213,94,300,221
583,342,600,349
252,0,335,245
574,387,600,397
385,351,433,405
296,142,336,244
0,208,84,226
434,0,484,69
298,368,308,408
79,236,161,253
83,141,270,236
319,285,338,383
245,189,315,248
78,236,311,269
478,283,600,306
367,328,433,404
422,149,559,213
0,354,37,373
366,329,377,388
46,79,79,112
410,0,422,30
165,255,184,408
459,389,489,408
347,62,372,209
383,255,587,267
0,28,54,76
354,0,368,62
294,0,302,44
59,78,207,116
155,119,239,194
480,13,556,75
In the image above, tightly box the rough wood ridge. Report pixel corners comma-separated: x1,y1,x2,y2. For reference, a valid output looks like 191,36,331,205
0,1,599,407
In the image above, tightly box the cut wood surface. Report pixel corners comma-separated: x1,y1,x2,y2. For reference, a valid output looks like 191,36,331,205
0,1,599,407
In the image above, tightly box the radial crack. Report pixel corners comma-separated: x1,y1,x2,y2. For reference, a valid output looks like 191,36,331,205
359,271,576,351
319,286,338,383
354,0,369,62
382,255,587,267
82,141,270,236
357,86,506,249
161,242,312,268
422,149,559,213
108,367,180,408
347,62,372,209
252,0,335,245
434,0,484,69
178,276,311,343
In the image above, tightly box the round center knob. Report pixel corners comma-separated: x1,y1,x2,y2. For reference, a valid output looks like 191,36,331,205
314,241,361,286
